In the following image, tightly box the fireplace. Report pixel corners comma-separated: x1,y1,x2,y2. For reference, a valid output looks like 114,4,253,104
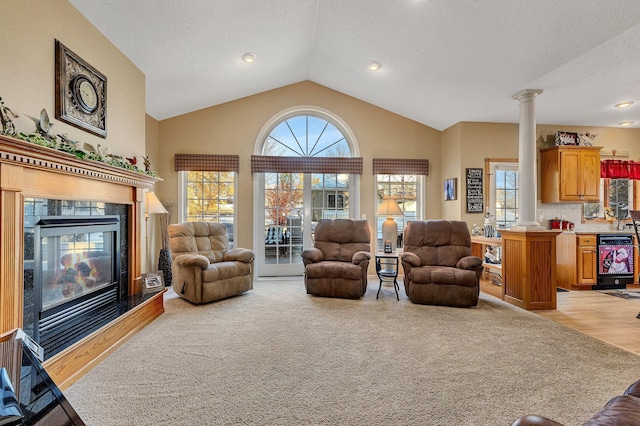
1,134,164,388
30,216,122,359
22,200,132,361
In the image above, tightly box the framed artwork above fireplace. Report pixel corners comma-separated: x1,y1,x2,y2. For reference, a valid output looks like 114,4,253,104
55,39,107,138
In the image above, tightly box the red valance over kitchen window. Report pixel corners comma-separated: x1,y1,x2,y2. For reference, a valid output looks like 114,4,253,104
600,160,640,180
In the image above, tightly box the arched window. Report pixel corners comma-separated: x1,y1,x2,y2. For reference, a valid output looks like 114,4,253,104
262,115,352,158
253,108,360,277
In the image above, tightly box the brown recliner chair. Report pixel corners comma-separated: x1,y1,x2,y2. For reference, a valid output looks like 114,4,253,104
400,220,483,307
168,222,254,304
301,219,371,299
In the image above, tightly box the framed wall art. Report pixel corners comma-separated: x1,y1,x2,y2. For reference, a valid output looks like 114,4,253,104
55,39,107,138
444,178,457,201
465,168,483,212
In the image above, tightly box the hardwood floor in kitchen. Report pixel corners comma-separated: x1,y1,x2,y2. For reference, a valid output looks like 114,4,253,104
480,280,640,356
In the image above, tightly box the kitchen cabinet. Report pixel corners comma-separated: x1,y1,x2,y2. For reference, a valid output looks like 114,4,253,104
576,234,597,286
540,146,601,203
557,233,596,290
556,232,638,290
500,229,560,310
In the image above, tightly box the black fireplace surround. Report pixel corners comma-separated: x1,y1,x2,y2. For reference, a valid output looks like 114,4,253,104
23,200,129,360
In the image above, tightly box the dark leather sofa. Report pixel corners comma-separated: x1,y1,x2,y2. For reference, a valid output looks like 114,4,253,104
511,378,640,425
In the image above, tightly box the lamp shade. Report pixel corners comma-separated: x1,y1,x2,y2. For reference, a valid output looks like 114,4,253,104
376,197,403,218
377,197,403,253
146,192,168,216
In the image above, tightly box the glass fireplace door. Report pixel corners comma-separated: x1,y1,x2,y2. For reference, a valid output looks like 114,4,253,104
32,216,120,359
37,221,118,311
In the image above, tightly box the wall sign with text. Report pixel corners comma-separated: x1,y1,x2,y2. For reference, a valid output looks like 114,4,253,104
466,168,483,213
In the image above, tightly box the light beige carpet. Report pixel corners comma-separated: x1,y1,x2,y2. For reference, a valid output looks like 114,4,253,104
66,280,640,426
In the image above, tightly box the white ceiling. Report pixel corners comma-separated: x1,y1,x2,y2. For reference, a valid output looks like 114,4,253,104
69,0,640,131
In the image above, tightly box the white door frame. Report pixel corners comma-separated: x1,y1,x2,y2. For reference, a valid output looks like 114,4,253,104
252,106,360,278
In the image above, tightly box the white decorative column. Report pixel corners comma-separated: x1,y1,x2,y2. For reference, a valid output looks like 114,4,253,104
512,89,544,230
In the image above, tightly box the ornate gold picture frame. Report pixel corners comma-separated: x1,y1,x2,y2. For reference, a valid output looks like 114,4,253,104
55,39,107,138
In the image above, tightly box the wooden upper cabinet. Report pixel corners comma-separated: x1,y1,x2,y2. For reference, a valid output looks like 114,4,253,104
540,146,601,203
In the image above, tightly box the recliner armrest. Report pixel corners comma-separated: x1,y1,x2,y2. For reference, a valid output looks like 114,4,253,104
625,378,640,397
352,251,371,265
457,255,483,270
400,252,421,267
224,248,255,263
174,253,210,269
301,247,323,264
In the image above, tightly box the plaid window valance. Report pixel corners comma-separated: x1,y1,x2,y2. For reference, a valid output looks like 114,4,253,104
373,158,429,175
251,156,363,174
174,154,239,172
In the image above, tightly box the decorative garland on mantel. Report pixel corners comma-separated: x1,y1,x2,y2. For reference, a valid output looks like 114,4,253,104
0,134,161,189
0,97,157,177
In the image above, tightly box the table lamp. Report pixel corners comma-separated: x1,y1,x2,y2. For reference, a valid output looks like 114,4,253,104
145,191,168,274
376,197,403,252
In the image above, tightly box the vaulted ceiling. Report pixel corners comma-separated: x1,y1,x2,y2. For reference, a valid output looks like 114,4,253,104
70,0,640,131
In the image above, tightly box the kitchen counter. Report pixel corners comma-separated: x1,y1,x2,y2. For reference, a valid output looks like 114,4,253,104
556,231,639,290
556,230,635,235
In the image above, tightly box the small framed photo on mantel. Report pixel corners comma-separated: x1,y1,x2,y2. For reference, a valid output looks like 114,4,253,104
142,272,164,293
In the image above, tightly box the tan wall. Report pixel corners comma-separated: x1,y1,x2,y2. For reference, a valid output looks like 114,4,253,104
440,123,463,219
536,124,640,157
459,122,519,227
2,0,148,266
145,114,161,169
145,114,164,262
439,122,519,225
156,81,441,250
1,0,146,158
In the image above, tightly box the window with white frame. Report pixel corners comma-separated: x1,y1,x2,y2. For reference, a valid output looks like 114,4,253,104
490,162,519,228
375,174,420,250
175,154,239,247
181,170,236,247
185,170,235,220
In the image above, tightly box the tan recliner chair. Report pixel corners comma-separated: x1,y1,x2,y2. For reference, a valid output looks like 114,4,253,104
400,220,483,307
168,222,254,304
301,219,371,299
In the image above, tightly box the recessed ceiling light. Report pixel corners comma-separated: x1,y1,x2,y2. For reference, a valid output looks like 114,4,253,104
242,53,256,63
368,61,381,71
619,121,634,126
615,101,634,108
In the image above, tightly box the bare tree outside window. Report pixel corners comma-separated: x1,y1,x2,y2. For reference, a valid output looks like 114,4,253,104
265,173,303,226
